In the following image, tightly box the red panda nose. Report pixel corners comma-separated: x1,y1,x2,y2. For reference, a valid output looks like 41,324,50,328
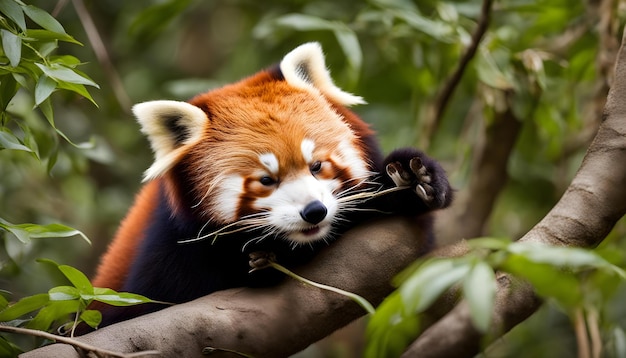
300,200,327,225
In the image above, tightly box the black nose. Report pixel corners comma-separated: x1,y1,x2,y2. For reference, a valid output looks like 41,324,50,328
300,200,327,224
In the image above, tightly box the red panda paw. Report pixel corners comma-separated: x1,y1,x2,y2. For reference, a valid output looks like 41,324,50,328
385,156,451,210
248,251,277,272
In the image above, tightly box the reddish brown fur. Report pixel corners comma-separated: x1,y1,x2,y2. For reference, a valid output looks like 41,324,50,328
93,69,370,290
182,69,367,222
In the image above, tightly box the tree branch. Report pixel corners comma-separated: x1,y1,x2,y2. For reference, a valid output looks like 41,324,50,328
402,26,626,357
422,0,494,147
20,217,432,357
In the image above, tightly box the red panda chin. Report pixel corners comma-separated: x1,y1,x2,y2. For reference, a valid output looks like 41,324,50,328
286,223,332,244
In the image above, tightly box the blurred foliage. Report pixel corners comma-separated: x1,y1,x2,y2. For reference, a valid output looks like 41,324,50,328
0,0,624,356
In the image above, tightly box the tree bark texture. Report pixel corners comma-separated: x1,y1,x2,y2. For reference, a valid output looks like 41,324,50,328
21,217,432,358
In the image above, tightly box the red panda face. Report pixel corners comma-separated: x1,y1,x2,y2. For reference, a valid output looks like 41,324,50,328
132,43,373,244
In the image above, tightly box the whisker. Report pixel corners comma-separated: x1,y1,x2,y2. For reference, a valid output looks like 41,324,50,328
337,185,409,204
178,212,271,244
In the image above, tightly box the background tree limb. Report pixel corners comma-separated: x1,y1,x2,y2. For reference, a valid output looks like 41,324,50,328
402,26,626,357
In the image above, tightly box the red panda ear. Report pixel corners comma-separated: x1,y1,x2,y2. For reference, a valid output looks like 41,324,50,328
132,100,207,181
280,42,366,107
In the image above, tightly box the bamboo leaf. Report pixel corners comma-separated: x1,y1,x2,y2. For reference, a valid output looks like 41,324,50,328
34,74,56,106
1,29,21,67
22,5,66,34
0,0,26,31
35,63,99,88
463,262,496,332
0,130,33,153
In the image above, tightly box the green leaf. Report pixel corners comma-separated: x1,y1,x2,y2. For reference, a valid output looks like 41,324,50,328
0,293,49,321
333,26,362,84
0,294,8,311
88,288,163,307
24,29,81,45
508,242,623,274
34,74,56,106
26,299,80,331
0,219,90,244
48,286,80,301
22,5,66,35
58,265,93,295
400,259,470,313
79,309,102,329
0,0,26,31
0,130,33,153
0,335,24,357
463,262,496,332
1,29,21,67
35,63,99,88
273,13,335,31
365,292,421,358
0,72,18,110
55,80,98,106
502,254,582,307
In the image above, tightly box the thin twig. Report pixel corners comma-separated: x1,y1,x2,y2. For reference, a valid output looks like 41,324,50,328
266,261,376,314
0,325,161,358
423,0,494,146
71,0,132,112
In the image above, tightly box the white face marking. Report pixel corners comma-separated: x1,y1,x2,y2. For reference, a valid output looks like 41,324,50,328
332,140,370,179
301,138,315,163
254,174,339,244
212,174,244,222
259,153,279,175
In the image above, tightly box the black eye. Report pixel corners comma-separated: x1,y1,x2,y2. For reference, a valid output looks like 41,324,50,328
310,161,322,174
260,176,276,186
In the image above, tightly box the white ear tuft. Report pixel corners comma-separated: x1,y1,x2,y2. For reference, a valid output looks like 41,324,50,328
132,100,207,181
280,42,366,106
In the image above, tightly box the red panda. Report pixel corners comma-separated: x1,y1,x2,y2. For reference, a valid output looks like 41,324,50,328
89,43,452,329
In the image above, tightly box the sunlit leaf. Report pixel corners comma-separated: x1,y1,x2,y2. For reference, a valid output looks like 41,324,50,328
58,265,93,295
0,220,90,244
0,293,49,321
79,309,102,329
87,288,166,307
463,262,496,332
48,286,80,301
35,63,99,88
1,29,21,67
26,299,80,331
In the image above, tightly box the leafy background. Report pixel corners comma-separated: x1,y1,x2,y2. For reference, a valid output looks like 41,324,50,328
1,0,626,356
